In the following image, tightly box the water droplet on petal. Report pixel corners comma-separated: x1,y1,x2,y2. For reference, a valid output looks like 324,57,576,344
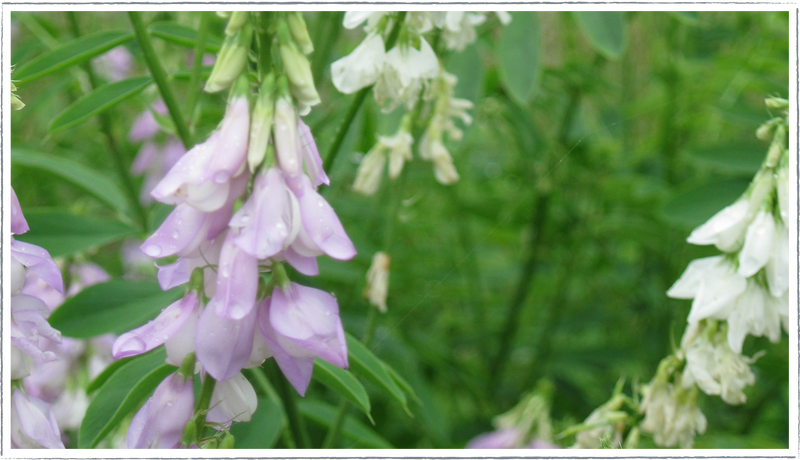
144,244,162,257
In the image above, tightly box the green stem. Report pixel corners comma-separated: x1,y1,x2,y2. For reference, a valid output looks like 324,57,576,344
194,375,216,436
68,11,148,231
321,12,407,174
321,399,348,448
185,11,210,137
363,307,379,347
267,361,311,448
128,12,193,150
245,367,296,448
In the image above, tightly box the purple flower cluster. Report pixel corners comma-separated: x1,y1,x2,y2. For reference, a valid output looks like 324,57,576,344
114,79,356,447
10,186,66,449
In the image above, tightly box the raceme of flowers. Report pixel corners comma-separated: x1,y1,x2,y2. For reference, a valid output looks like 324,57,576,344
335,11,509,192
110,12,356,448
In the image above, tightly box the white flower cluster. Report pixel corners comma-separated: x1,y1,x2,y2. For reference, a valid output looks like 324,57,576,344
639,378,707,449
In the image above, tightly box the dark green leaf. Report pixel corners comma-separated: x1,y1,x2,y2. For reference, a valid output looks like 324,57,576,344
49,77,153,134
345,333,409,415
573,12,627,60
687,143,765,176
49,280,183,338
15,31,134,84
661,178,750,228
298,399,393,448
229,397,285,448
14,209,137,258
11,148,129,214
79,349,174,448
312,359,371,421
668,11,701,25
148,21,222,53
497,12,540,104
86,356,134,394
381,362,421,405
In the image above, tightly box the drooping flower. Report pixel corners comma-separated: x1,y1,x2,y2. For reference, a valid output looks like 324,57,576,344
127,372,194,449
331,33,386,94
365,252,390,313
195,297,259,382
93,45,133,82
373,38,439,112
11,388,64,449
207,372,258,425
639,380,706,449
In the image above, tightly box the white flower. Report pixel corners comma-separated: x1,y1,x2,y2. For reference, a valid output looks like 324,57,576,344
331,33,386,94
496,11,513,25
639,381,706,449
373,38,439,112
680,323,756,405
207,372,258,424
419,132,460,185
571,396,625,448
667,256,746,325
438,12,487,51
352,148,387,196
737,210,776,277
385,131,414,179
343,11,386,31
776,163,789,223
365,252,391,313
726,281,783,353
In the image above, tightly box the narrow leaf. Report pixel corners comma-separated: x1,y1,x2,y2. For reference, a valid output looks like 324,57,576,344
345,333,409,415
49,280,183,339
148,21,222,53
298,399,393,448
498,11,541,104
229,397,285,448
381,362,421,405
11,148,129,214
14,209,137,258
15,31,134,83
668,11,701,25
78,349,174,448
573,11,627,60
86,356,133,394
312,360,371,422
49,77,153,134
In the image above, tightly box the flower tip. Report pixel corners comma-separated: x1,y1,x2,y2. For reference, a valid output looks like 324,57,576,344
112,334,147,359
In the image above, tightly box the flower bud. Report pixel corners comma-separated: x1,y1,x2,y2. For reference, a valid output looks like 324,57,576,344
352,148,386,196
287,12,314,54
764,96,788,110
248,74,276,172
225,11,249,37
273,84,300,177
765,124,786,167
205,24,253,94
279,23,320,110
365,252,390,312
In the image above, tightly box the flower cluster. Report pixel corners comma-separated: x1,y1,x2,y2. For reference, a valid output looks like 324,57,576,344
113,12,356,448
335,11,508,192
639,376,706,449
10,185,65,449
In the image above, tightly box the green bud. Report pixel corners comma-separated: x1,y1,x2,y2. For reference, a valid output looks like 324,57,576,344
189,267,205,294
11,93,25,111
201,438,218,449
248,74,276,172
279,39,320,111
219,432,235,449
623,427,640,449
765,97,788,110
766,124,786,168
205,24,253,94
287,12,314,54
225,11,249,37
180,416,197,448
178,352,197,380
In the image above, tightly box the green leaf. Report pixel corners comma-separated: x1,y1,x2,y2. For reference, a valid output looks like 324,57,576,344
446,42,483,102
79,349,174,448
381,361,421,405
661,178,750,228
298,399,393,448
49,77,153,134
148,21,222,53
668,11,701,25
229,397,285,448
573,12,627,60
86,356,134,394
687,143,765,176
49,280,183,339
14,209,137,258
345,333,410,415
170,66,214,81
312,359,372,422
497,12,540,104
15,31,134,84
11,148,129,215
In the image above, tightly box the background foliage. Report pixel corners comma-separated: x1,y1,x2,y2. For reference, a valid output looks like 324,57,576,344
10,10,789,448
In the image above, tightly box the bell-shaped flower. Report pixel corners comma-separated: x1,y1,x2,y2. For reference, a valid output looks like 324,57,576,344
737,210,776,277
765,222,789,297
230,168,299,260
298,119,329,187
639,382,706,448
151,96,250,212
112,292,201,359
207,372,258,425
420,125,460,185
213,231,259,319
466,428,521,449
667,256,746,324
11,388,64,449
11,186,29,235
286,175,357,261
126,372,194,449
195,297,258,382
11,238,63,294
331,33,386,94
373,38,439,112
257,283,348,396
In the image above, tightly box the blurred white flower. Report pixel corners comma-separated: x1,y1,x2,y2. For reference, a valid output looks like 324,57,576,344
365,252,391,313
639,381,706,448
331,33,386,94
373,38,439,112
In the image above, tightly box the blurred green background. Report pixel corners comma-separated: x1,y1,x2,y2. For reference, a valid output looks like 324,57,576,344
10,10,789,448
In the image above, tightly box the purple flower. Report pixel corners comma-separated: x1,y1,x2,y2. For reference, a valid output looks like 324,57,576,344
206,372,258,425
11,388,64,449
278,246,319,276
156,236,225,294
93,45,133,82
11,186,29,235
195,297,258,382
129,100,167,143
528,439,560,449
112,292,200,360
213,231,259,319
151,97,250,212
11,238,63,295
286,175,357,261
66,262,110,297
466,428,521,449
127,372,194,449
257,283,348,396
297,119,329,187
12,294,61,366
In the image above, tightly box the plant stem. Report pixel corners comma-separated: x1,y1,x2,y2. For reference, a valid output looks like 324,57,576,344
194,375,216,436
185,11,210,137
266,360,311,448
245,367,297,448
128,12,193,150
67,11,148,231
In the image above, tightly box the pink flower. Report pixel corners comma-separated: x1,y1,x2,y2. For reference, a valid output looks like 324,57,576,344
195,297,259,382
213,231,259,319
257,283,348,396
11,388,64,449
129,100,167,143
11,186,29,235
466,428,521,449
127,372,194,449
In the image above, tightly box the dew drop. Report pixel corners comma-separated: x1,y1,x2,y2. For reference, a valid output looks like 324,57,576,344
144,244,162,257
172,230,179,239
